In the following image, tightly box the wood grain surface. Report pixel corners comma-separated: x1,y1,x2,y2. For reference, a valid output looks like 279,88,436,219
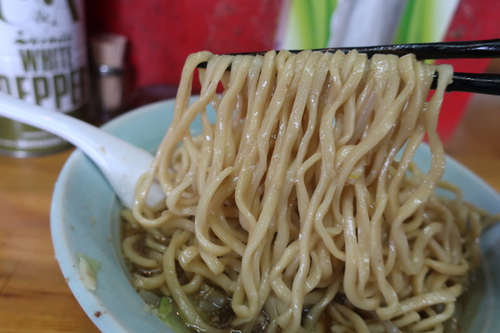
0,92,499,332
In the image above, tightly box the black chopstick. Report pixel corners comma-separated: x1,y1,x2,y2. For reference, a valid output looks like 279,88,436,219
439,72,500,96
200,39,500,61
305,38,500,60
197,39,500,95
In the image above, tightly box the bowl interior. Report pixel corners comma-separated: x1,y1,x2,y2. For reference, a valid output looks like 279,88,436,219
51,99,500,332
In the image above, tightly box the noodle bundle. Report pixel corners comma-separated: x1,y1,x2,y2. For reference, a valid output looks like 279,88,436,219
123,50,488,332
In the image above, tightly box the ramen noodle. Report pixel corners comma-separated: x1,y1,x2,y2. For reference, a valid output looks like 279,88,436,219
123,50,493,332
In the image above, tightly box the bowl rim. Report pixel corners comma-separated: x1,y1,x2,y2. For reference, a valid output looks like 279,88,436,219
50,99,174,332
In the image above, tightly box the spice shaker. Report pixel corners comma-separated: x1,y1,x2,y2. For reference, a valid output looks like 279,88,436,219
89,33,128,122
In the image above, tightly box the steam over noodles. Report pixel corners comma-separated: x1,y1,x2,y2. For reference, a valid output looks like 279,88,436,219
122,50,492,332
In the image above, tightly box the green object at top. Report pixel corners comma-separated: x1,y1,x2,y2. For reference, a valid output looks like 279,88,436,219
395,0,461,45
283,0,338,49
282,0,457,50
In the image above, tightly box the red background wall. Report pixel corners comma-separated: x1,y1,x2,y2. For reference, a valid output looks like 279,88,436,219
85,0,285,91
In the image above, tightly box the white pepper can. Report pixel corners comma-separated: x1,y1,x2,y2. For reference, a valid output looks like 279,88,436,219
0,0,89,157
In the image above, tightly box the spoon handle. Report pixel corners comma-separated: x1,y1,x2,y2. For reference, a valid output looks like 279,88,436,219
0,92,162,208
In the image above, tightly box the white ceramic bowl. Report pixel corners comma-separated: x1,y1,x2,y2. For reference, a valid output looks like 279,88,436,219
51,99,500,332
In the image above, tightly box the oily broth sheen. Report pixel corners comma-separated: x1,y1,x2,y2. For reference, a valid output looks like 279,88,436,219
120,50,494,332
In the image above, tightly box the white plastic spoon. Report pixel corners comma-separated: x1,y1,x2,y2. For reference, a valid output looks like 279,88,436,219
0,91,164,208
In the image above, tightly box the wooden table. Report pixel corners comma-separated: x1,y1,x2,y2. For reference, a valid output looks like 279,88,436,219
1,93,499,332
0,149,100,333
